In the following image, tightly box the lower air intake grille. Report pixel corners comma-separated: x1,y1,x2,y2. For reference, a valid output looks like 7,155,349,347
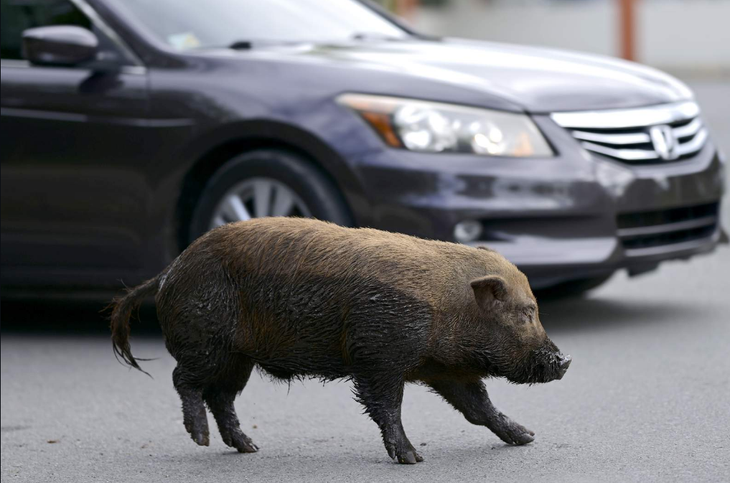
617,202,719,254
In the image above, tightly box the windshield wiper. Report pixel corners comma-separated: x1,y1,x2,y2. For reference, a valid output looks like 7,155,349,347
224,35,408,51
228,40,253,50
350,32,407,42
226,39,309,50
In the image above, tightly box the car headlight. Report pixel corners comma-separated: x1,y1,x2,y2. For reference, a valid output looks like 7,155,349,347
337,93,553,157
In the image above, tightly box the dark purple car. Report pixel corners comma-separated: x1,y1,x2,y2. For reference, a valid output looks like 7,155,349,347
1,0,725,295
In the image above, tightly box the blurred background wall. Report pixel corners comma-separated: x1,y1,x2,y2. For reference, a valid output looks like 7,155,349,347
384,0,730,76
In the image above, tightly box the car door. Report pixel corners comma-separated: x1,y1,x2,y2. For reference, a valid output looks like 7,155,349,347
0,0,154,284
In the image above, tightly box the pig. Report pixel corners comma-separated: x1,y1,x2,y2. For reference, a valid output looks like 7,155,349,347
110,217,571,464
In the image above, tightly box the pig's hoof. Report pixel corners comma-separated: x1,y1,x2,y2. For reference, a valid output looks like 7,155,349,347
191,432,210,447
497,426,535,446
234,439,259,454
229,432,258,453
509,430,535,446
396,450,424,464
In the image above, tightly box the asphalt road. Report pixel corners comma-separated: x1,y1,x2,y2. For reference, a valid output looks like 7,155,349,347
2,81,729,483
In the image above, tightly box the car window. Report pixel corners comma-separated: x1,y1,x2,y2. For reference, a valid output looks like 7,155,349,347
0,0,92,60
111,0,408,51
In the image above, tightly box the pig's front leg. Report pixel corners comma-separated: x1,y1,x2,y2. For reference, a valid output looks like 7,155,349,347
429,380,535,445
354,375,424,464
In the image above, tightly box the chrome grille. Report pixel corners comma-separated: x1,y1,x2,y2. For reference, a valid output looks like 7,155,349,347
551,101,709,164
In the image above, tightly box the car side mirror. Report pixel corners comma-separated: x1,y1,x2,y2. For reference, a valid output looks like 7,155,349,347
22,26,99,67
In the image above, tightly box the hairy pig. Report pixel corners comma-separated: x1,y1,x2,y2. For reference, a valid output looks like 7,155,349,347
110,217,571,464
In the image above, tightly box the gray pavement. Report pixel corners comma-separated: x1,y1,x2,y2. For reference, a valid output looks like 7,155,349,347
2,81,730,483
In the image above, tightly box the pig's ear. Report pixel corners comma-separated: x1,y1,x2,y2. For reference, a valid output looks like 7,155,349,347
471,275,508,307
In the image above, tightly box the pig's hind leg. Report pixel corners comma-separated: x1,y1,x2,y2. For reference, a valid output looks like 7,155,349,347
172,365,210,446
429,380,535,446
203,356,259,453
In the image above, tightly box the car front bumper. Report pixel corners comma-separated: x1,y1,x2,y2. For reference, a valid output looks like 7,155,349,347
348,115,726,289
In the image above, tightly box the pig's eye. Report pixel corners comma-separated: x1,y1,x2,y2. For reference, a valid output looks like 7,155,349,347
522,306,536,323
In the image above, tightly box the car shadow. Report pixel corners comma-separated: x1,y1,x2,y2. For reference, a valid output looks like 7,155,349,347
537,294,707,335
0,298,161,336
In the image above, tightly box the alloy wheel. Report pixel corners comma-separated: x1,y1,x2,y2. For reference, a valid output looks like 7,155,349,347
209,177,312,230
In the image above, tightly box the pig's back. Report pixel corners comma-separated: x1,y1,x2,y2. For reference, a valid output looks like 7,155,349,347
208,217,481,294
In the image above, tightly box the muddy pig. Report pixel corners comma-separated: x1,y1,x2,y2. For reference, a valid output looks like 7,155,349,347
110,217,571,464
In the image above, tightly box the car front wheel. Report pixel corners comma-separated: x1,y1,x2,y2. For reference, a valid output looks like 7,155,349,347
189,149,352,243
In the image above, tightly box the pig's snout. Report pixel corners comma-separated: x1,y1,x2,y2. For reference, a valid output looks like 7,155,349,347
556,354,572,379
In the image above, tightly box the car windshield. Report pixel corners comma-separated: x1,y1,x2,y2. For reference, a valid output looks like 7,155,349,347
111,0,409,51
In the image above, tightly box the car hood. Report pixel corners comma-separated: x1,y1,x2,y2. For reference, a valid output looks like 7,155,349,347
233,38,692,113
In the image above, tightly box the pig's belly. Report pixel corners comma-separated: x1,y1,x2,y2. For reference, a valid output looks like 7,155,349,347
238,314,351,381
254,349,350,381
233,272,429,380
234,282,352,380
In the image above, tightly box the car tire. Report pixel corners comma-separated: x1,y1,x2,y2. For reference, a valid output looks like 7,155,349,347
189,149,352,243
534,274,613,300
